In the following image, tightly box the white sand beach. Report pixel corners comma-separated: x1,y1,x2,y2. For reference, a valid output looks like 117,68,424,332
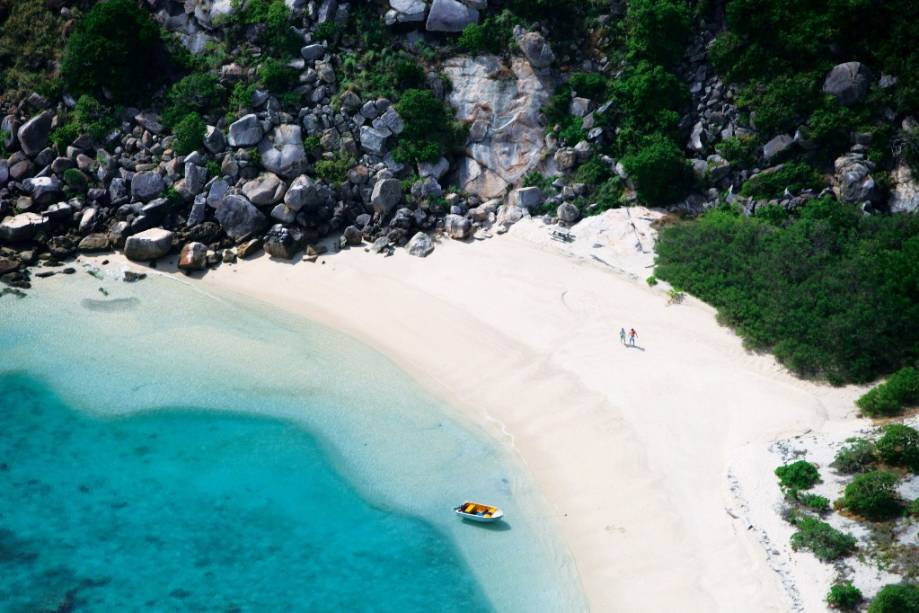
92,210,867,612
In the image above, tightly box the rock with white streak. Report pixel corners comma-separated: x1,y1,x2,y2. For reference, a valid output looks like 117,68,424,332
228,114,264,147
16,112,53,156
426,0,477,32
0,212,48,242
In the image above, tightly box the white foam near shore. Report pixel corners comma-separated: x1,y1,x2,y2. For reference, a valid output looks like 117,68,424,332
81,209,873,612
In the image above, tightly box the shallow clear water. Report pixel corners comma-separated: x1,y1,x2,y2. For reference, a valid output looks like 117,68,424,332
0,373,490,611
0,263,585,612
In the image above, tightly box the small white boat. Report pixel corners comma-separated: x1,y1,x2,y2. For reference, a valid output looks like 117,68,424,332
454,501,504,523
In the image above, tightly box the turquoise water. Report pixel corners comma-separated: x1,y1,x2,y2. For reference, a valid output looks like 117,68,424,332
0,373,488,611
0,263,584,612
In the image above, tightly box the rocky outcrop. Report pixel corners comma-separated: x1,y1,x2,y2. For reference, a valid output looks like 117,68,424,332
131,172,165,202
215,195,268,240
833,154,878,204
514,28,555,69
371,178,402,217
426,0,478,32
242,173,286,206
443,213,472,239
407,231,434,256
124,228,174,261
0,213,48,242
444,56,551,199
823,62,870,106
178,241,208,270
888,163,919,213
16,112,53,157
258,124,307,178
228,114,264,147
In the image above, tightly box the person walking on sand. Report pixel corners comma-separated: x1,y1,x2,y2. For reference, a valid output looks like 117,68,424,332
619,327,626,345
628,328,637,347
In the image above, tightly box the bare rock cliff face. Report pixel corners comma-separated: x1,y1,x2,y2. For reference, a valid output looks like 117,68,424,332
443,56,552,199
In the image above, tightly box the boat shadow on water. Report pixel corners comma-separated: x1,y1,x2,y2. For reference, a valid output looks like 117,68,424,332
459,518,512,532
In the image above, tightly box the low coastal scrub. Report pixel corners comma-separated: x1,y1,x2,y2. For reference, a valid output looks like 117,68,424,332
789,515,856,562
832,438,877,474
775,460,821,491
868,584,919,613
875,424,919,472
655,199,919,384
857,367,919,418
838,470,902,521
827,582,863,610
393,89,466,164
739,163,823,199
172,112,206,155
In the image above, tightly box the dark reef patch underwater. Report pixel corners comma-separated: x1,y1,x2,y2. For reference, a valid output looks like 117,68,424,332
0,372,492,612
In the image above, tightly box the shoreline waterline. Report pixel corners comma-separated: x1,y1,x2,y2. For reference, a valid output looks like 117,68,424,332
0,265,587,612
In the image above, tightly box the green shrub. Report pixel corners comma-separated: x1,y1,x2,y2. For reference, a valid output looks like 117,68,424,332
775,460,821,490
839,470,902,521
857,367,919,417
789,515,856,561
162,73,225,128
654,198,919,383
62,168,89,193
457,10,519,55
258,58,299,93
621,134,692,205
796,492,830,513
833,438,877,474
522,172,555,194
50,95,119,151
827,582,863,610
591,178,623,213
876,424,919,472
646,276,658,286
610,61,688,150
716,135,760,168
868,584,919,613
226,82,257,122
315,155,355,186
61,0,164,103
172,112,206,155
575,156,613,186
336,50,426,102
393,89,466,164
909,498,919,516
313,21,339,43
568,72,609,101
737,72,820,136
625,0,692,66
740,162,823,199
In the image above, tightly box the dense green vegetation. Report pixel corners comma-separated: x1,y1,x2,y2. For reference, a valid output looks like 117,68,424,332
393,89,466,164
655,199,919,384
789,515,856,561
739,163,823,199
0,0,60,99
50,95,120,151
857,367,919,417
162,74,226,129
61,0,166,104
775,460,821,491
827,582,863,610
457,10,519,55
838,470,902,521
868,584,919,613
875,424,919,472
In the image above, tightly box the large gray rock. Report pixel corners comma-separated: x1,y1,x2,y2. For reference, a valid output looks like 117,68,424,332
371,178,402,216
389,0,427,22
203,125,226,153
242,172,286,205
557,202,580,224
515,30,555,69
762,134,794,161
360,125,389,155
24,176,62,206
889,162,919,213
131,172,165,202
228,114,264,147
833,154,878,204
264,224,304,259
445,56,550,198
16,112,53,157
124,228,174,261
178,241,208,271
0,212,48,242
1,115,18,151
426,0,477,32
215,195,268,240
443,213,472,239
823,62,870,106
206,179,230,208
284,175,321,211
511,186,544,211
259,124,307,178
407,231,434,257
301,43,327,61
